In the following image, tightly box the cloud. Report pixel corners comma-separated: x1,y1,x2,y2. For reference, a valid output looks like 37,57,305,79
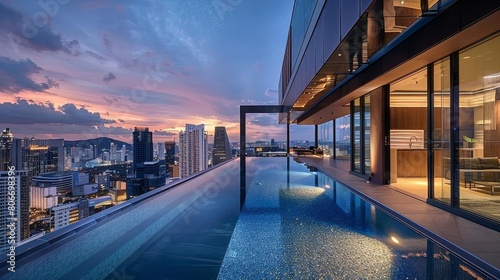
0,99,115,125
102,33,113,50
85,50,108,63
153,130,177,136
248,114,279,127
0,57,59,93
265,88,278,98
0,2,80,55
103,72,116,82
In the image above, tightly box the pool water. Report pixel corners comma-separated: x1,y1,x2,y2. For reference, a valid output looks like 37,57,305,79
218,157,492,279
1,157,492,279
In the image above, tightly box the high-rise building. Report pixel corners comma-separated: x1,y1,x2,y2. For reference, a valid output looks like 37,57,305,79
32,171,73,196
126,161,165,199
165,140,176,175
179,124,208,178
0,128,14,171
11,137,64,188
165,140,175,164
127,128,165,199
120,145,126,162
0,170,29,251
154,142,165,160
212,127,231,166
110,142,116,162
132,127,153,172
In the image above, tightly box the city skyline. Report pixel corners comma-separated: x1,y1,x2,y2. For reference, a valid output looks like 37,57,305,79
0,1,314,143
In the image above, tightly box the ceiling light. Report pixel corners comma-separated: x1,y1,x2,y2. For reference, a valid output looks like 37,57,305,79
400,0,404,4
338,53,342,57
463,56,470,59
391,236,399,244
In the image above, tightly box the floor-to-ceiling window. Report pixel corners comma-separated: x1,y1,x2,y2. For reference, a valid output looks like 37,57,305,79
433,58,451,203
318,121,333,158
385,33,500,225
389,68,428,199
353,99,362,172
335,115,350,160
351,95,371,177
364,95,371,172
457,34,500,221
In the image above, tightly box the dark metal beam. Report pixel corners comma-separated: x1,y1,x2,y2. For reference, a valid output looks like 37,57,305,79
239,105,287,208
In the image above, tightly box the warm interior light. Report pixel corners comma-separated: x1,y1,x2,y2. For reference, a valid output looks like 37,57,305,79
483,73,500,79
391,236,399,244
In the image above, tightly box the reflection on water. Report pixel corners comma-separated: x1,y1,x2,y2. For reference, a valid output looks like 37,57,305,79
219,157,493,279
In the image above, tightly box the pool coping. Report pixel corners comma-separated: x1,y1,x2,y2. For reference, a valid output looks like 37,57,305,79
296,156,500,280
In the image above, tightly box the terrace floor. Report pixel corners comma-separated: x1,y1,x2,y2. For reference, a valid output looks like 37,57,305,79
295,156,500,278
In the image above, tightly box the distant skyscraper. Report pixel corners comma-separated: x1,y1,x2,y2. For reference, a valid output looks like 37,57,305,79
126,161,165,199
179,124,208,178
0,170,29,250
128,128,164,199
155,142,165,160
11,137,65,174
165,140,176,176
110,142,116,162
165,140,175,165
213,127,231,166
132,127,153,172
120,145,126,162
0,128,14,171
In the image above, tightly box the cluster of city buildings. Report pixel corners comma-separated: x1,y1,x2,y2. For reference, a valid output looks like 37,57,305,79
0,124,236,252
126,125,233,198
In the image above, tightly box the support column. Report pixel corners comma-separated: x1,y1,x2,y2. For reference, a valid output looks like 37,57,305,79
369,86,390,184
450,52,460,208
239,108,246,208
314,124,318,148
427,63,435,199
287,112,290,154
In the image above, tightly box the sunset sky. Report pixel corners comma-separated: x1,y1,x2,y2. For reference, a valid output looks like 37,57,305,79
0,0,313,143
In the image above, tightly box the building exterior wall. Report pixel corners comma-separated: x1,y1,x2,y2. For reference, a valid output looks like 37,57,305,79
179,124,208,178
0,128,13,171
0,170,28,250
132,127,153,172
213,126,231,166
281,0,500,228
30,185,58,209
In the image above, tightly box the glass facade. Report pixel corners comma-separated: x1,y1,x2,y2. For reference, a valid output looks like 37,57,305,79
290,0,317,68
364,95,371,172
385,33,500,223
353,99,362,172
434,58,451,203
351,95,371,176
335,115,351,159
389,68,429,198
318,121,333,157
284,0,445,115
457,34,500,220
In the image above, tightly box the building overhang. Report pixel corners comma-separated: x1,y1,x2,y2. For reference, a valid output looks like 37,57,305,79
297,0,500,125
